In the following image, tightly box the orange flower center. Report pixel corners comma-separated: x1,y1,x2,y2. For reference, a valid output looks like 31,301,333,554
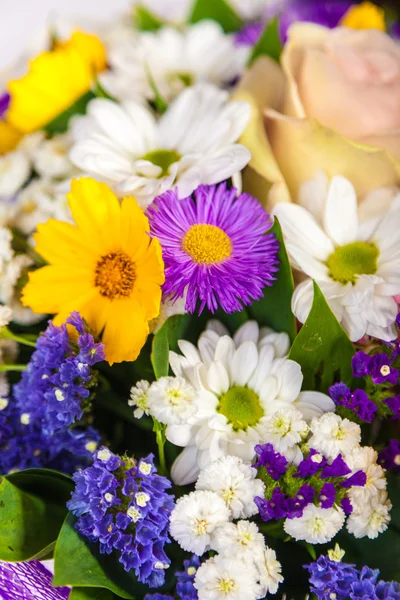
94,251,136,299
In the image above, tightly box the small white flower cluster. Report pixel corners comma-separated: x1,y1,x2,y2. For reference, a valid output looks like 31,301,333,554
170,456,283,600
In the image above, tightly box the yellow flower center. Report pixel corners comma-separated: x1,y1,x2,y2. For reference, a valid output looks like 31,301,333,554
193,518,208,536
326,241,379,285
182,224,232,265
94,251,136,299
340,1,386,31
217,578,237,594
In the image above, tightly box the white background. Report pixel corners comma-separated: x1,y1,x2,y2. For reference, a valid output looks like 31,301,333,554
0,0,131,71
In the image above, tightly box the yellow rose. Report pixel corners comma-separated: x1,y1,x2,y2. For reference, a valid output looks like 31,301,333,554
235,23,400,209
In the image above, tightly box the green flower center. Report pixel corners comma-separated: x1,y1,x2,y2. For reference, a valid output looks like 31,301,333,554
170,71,194,87
326,241,379,285
217,386,264,431
142,149,181,177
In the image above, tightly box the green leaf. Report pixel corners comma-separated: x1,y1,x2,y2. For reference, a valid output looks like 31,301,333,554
44,90,96,135
134,5,163,30
70,588,116,600
0,477,67,561
7,468,73,504
189,0,243,33
289,281,354,393
249,17,282,65
151,314,192,378
248,218,296,342
54,513,148,599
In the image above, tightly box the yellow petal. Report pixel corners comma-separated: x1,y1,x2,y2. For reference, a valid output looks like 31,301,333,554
0,122,22,155
34,219,97,266
101,298,149,365
340,2,386,31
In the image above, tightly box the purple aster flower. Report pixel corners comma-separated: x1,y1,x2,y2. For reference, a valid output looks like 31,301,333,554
0,560,69,599
378,439,400,473
286,484,315,518
0,93,10,119
68,447,175,588
254,443,288,480
319,482,336,509
175,555,201,600
305,555,359,600
255,487,287,521
279,0,353,42
147,184,279,314
295,448,327,477
321,455,351,479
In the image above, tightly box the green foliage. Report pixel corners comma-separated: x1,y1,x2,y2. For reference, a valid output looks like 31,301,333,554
54,513,148,599
151,314,192,378
0,471,71,561
69,588,117,600
289,281,355,393
248,218,296,342
189,0,243,32
134,5,163,30
44,91,95,135
249,17,282,65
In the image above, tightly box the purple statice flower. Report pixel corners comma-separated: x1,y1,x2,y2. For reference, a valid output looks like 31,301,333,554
352,352,398,385
319,482,336,509
340,470,367,489
305,555,359,600
378,439,400,473
254,443,288,480
375,580,400,599
255,487,287,521
234,21,264,46
147,184,279,315
341,497,353,515
0,560,69,599
329,383,377,423
286,484,315,518
13,312,104,436
295,449,327,477
0,93,10,118
279,0,353,42
68,447,175,588
144,596,174,600
321,454,351,478
384,395,400,419
175,555,200,600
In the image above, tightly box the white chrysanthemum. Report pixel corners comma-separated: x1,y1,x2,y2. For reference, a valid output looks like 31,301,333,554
0,228,13,271
194,555,259,600
13,179,71,234
273,175,400,341
253,547,284,596
33,133,76,179
346,490,392,539
309,414,361,460
169,321,334,485
169,490,230,555
0,249,42,326
70,84,251,207
283,504,345,544
262,408,308,452
128,380,150,419
101,21,249,103
147,376,198,425
345,446,387,507
195,455,265,519
212,521,265,560
0,151,30,198
0,305,12,327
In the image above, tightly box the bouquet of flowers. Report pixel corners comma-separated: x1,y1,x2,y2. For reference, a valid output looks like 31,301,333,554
0,0,399,598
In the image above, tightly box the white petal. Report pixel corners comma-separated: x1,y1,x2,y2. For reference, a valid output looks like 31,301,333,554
230,341,258,386
233,321,259,346
248,344,275,395
177,340,201,366
296,391,335,421
166,424,195,446
286,243,330,280
272,359,303,404
207,361,230,395
324,176,359,245
171,446,200,485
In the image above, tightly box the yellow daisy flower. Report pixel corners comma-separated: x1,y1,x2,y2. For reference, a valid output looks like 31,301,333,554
7,31,107,134
340,1,386,31
22,178,165,365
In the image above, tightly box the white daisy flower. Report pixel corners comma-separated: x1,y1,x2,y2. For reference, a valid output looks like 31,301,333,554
195,455,265,519
212,520,265,559
128,380,151,419
194,555,259,600
168,321,334,485
0,151,30,198
169,490,230,555
283,504,345,544
262,408,308,453
346,490,392,539
147,376,198,425
69,84,251,207
273,175,400,342
308,413,361,460
101,21,249,103
253,547,284,596
0,305,13,327
345,446,387,506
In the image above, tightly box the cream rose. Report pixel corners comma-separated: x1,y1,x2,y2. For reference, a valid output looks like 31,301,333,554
235,23,400,209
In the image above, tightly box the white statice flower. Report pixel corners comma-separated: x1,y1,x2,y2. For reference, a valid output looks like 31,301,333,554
147,376,198,425
169,490,230,555
212,521,265,560
262,408,308,453
13,178,72,234
128,380,150,419
345,446,387,507
346,490,392,539
102,21,249,103
168,321,334,485
273,175,400,341
194,555,259,600
0,151,30,198
33,133,76,179
70,84,251,207
0,305,12,327
195,455,265,519
284,504,346,544
253,547,284,596
309,413,361,460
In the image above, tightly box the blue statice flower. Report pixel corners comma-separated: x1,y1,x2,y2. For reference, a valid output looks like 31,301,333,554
329,383,377,423
68,447,175,588
254,443,288,480
144,596,174,600
305,555,400,600
175,554,200,600
378,440,400,474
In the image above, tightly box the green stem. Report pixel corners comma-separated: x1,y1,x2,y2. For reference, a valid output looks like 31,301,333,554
1,327,37,348
153,419,167,475
0,364,28,372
